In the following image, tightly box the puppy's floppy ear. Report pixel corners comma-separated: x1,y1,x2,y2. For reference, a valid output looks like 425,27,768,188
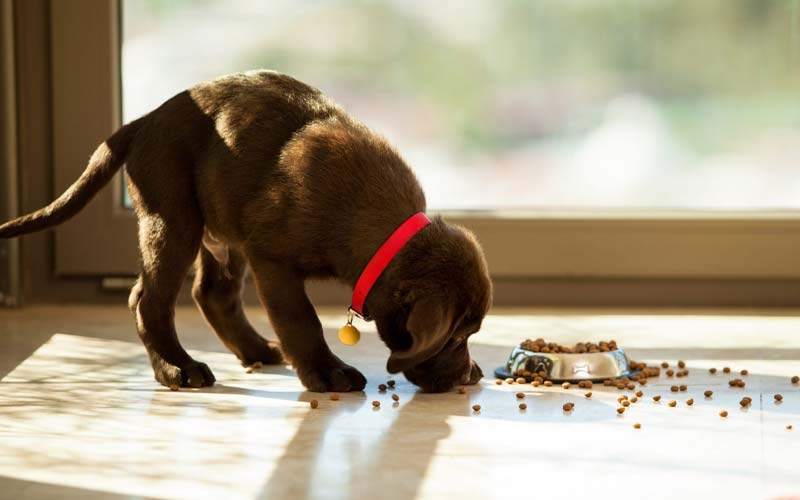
386,297,454,374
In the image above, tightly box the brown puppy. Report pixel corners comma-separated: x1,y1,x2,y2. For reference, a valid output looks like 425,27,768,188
0,71,491,393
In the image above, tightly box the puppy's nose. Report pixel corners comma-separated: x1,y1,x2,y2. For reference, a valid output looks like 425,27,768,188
462,360,483,385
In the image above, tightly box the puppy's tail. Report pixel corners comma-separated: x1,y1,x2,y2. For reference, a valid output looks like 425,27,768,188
0,117,144,238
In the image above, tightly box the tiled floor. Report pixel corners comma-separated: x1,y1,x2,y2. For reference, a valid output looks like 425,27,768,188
1,306,799,500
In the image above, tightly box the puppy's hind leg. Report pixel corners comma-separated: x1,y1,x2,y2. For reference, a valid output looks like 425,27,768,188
129,213,215,388
192,242,284,366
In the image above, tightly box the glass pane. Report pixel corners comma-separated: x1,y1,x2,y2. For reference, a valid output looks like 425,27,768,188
122,0,800,211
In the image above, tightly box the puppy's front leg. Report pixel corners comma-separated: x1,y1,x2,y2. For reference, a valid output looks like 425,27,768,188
248,258,367,392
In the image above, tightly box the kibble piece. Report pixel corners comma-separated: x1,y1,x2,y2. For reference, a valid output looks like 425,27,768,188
622,400,630,407
792,375,799,384
740,397,752,407
635,390,644,397
723,367,731,373
740,369,748,376
585,391,592,398
372,400,381,408
516,377,527,384
562,382,571,390
630,397,638,403
310,400,319,409
686,398,694,406
519,403,527,410
787,425,793,430
666,369,675,377
378,384,388,392
678,360,686,369
709,367,717,374
516,392,525,399
774,394,783,402
653,395,662,402
505,377,514,384
679,384,687,392
563,402,575,411
387,380,396,388
668,400,677,407
246,367,254,374
392,394,400,402
330,393,340,401
544,381,553,387
495,379,503,385
627,383,636,390
661,362,669,368
670,385,679,392
472,404,481,412
617,407,626,414
616,382,626,390
532,381,541,387
458,387,467,394
720,410,728,417
633,422,641,429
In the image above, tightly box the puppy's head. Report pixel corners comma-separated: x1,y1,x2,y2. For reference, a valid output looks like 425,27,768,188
371,217,492,392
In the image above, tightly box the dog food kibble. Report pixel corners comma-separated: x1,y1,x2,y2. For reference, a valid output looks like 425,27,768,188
622,400,630,407
679,384,687,392
728,379,746,388
516,377,526,384
704,390,713,397
495,379,502,385
661,362,669,368
458,387,467,394
653,395,662,402
635,390,644,397
616,382,627,390
787,425,793,430
330,393,340,401
627,383,636,390
774,394,783,402
246,367,254,374
723,367,731,373
740,369,748,376
563,402,575,411
169,384,179,392
585,391,593,398
387,380,395,388
740,397,752,407
372,400,380,408
617,407,626,414
792,375,799,384
392,394,400,402
666,369,675,377
378,384,387,392
633,422,641,429
686,398,694,406
519,403,527,410
709,367,717,374
670,385,679,392
505,378,514,384
516,392,525,399
630,397,639,403
544,381,553,387
678,360,686,369
310,400,319,409
720,410,728,417
668,400,677,407
472,404,481,412
562,382,571,390
532,381,541,387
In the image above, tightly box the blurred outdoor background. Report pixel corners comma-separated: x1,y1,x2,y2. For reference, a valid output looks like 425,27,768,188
122,0,800,211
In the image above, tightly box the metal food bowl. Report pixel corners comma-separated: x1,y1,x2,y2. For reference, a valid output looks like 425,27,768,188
494,346,632,382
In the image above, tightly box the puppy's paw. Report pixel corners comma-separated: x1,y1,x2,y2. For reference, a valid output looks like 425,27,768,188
152,358,216,389
296,358,367,393
239,338,284,366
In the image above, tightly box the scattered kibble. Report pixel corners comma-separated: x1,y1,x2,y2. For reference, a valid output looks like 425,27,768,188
387,380,395,388
617,407,626,414
578,380,593,389
330,393,340,401
516,377,527,384
563,402,575,411
709,367,717,374
678,360,686,369
169,384,179,392
372,400,380,408
378,384,387,392
661,362,669,368
635,390,644,397
627,383,636,390
720,410,728,417
562,382,571,390
472,404,481,412
622,400,630,407
775,394,783,402
704,390,713,397
723,367,731,373
729,379,746,388
495,379,503,385
630,397,639,403
686,398,694,406
616,382,627,390
653,395,662,402
666,369,675,377
668,400,677,407
679,385,687,392
740,369,748,376
310,400,319,409
532,381,541,387
670,385,679,392
792,375,799,384
505,378,514,384
633,422,641,429
392,394,400,402
787,425,793,430
458,387,467,394
585,391,593,398
519,403,527,410
740,397,752,407
516,392,525,399
544,381,553,387
246,367,254,374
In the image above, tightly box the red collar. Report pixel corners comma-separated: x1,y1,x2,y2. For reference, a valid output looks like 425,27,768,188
350,212,431,319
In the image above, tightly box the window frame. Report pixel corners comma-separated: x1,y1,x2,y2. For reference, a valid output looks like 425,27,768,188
38,0,800,305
